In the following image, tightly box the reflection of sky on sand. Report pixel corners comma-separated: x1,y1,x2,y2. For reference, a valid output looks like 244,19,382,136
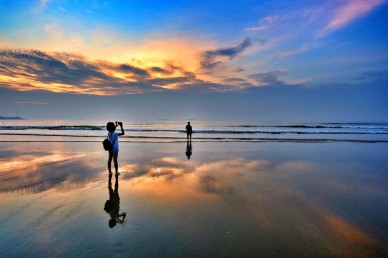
119,154,387,257
0,143,108,256
0,142,387,256
0,143,105,193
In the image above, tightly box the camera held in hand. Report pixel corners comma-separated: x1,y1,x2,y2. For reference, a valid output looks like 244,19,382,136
115,121,123,126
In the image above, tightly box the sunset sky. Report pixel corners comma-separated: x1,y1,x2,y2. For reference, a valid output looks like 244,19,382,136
0,0,387,121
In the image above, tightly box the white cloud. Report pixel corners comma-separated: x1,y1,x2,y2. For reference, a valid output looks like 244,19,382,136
244,15,279,31
33,0,52,14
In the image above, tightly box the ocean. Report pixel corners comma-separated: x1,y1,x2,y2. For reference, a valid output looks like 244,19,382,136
1,119,388,143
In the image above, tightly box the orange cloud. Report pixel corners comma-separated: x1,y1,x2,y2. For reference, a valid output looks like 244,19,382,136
20,22,211,77
0,47,256,95
0,49,198,95
1,22,260,93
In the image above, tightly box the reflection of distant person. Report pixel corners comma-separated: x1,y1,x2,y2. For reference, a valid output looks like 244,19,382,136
186,139,192,159
186,122,192,140
104,174,126,228
106,121,125,176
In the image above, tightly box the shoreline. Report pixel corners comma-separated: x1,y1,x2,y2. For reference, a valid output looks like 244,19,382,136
1,139,388,143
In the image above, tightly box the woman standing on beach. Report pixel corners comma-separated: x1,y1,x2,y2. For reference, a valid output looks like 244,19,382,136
106,121,125,175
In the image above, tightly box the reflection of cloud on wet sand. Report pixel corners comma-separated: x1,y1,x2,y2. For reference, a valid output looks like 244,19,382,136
320,210,380,257
121,156,386,256
1,142,385,256
124,158,267,191
121,157,252,203
120,157,205,203
0,152,100,193
122,157,193,181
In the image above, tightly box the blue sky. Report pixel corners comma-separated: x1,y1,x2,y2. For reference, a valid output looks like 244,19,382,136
0,0,387,121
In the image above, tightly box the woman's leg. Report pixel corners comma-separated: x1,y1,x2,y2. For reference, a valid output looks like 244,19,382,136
108,151,113,174
113,152,119,173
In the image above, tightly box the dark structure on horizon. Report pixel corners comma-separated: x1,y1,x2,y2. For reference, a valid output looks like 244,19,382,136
0,116,24,120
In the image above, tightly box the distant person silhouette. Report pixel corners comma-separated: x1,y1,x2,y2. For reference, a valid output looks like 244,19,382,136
106,121,125,176
186,122,192,140
104,174,126,228
186,139,192,159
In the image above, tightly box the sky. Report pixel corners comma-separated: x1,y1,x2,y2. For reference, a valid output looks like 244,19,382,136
0,0,387,122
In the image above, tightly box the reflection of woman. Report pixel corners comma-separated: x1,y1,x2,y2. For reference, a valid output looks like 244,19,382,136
104,175,126,228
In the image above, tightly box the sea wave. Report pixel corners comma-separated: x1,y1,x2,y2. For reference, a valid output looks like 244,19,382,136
187,129,388,134
228,123,388,130
1,133,387,143
0,125,104,130
1,123,388,135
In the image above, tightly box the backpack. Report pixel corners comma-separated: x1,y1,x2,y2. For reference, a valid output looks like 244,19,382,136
103,133,117,151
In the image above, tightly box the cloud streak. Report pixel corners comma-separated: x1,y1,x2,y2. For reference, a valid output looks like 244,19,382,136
245,16,278,31
200,38,253,70
13,101,48,105
32,0,51,14
249,71,287,86
322,0,385,34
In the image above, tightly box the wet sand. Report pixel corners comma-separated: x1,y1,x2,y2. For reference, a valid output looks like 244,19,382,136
0,141,387,257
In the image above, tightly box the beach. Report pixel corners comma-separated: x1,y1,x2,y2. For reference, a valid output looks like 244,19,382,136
1,137,387,257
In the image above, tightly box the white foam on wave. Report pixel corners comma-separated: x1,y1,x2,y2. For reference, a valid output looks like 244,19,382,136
1,123,388,135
